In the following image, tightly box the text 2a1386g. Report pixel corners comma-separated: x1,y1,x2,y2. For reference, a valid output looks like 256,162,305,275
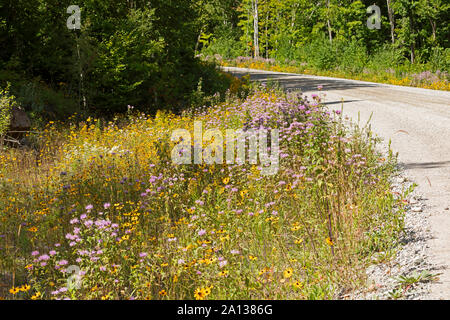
221,304,273,315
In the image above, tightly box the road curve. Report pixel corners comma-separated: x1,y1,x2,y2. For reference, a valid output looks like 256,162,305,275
224,66,450,299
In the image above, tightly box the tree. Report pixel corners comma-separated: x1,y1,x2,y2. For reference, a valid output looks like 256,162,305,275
252,0,260,57
387,0,396,43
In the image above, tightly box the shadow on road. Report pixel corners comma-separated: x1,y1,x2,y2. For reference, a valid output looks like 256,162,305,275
400,161,450,170
322,100,363,105
227,69,380,93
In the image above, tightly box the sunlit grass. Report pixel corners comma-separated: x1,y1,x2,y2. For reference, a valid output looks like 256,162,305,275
0,86,406,300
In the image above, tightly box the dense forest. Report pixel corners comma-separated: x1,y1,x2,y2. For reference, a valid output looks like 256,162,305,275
0,0,233,120
202,0,449,62
0,1,449,121
201,0,449,88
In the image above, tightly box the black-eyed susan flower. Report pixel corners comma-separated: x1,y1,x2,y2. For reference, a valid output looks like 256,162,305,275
159,290,167,296
9,287,20,295
292,280,303,289
283,268,293,279
204,286,212,296
31,292,41,300
194,288,206,300
326,237,334,246
19,284,31,292
218,270,229,277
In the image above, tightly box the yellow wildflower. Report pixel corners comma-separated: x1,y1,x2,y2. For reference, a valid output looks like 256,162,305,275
9,287,20,295
31,292,41,300
194,288,206,300
292,280,303,289
283,268,293,279
326,237,334,246
159,290,167,296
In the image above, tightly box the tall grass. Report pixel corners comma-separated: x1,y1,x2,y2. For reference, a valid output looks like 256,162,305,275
0,85,406,300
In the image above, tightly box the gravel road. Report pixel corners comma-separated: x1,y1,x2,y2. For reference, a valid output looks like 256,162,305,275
224,66,450,299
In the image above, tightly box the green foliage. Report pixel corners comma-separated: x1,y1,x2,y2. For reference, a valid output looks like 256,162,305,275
88,7,164,114
429,47,450,72
293,37,367,73
312,41,338,71
202,27,245,59
202,0,449,75
0,84,14,137
367,45,406,72
0,70,78,123
2,0,448,121
17,81,78,122
336,40,368,74
0,1,235,120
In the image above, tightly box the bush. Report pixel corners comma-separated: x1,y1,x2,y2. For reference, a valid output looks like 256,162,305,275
297,37,338,71
0,84,14,138
202,28,245,59
367,45,405,73
428,47,450,73
15,81,78,122
336,41,368,74
0,70,79,123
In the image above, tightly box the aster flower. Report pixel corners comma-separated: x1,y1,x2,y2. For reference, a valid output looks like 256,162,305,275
58,260,68,266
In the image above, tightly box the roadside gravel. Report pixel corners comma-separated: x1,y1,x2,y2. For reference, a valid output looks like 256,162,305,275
348,170,436,300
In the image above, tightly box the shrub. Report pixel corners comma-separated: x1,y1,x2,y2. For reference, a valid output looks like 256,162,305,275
337,41,368,74
298,37,338,71
0,84,14,138
367,45,406,73
202,35,245,60
428,47,450,73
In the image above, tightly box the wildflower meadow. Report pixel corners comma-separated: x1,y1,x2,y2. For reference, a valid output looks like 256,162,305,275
0,84,408,300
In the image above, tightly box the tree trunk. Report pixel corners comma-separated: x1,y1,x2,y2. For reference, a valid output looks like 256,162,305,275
429,18,436,42
252,0,259,58
265,10,269,59
326,0,332,44
246,6,250,56
386,0,395,43
409,11,415,64
76,34,87,111
195,26,204,55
